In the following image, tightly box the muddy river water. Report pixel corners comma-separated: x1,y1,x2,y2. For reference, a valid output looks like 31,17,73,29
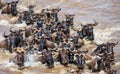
0,0,120,74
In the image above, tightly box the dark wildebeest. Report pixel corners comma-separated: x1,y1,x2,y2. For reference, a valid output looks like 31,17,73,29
10,0,19,16
22,11,34,25
81,20,98,40
1,0,19,16
58,49,69,66
27,5,35,14
75,50,89,70
65,14,75,27
14,48,25,70
92,43,106,55
105,42,118,61
68,50,74,64
93,42,118,61
9,28,24,47
43,50,54,68
51,8,61,22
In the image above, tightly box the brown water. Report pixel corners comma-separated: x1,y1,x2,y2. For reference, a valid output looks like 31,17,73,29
0,0,120,74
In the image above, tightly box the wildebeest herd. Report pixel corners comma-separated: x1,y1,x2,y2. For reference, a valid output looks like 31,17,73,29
0,0,118,74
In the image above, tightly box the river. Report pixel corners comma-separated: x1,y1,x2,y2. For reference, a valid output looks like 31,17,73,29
0,0,120,74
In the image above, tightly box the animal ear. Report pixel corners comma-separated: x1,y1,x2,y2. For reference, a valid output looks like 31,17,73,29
71,14,75,18
57,7,61,11
65,14,67,17
16,0,19,3
3,32,9,38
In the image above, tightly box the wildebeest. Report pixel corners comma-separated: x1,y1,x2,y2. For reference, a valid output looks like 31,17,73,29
10,48,25,70
57,49,69,66
65,14,75,27
93,42,118,61
43,50,54,68
0,32,11,52
86,55,103,72
24,26,35,38
1,0,19,16
81,20,98,40
51,8,61,22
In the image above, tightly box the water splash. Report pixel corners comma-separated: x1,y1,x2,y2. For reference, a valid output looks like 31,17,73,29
0,33,5,42
24,53,41,67
0,20,10,26
94,25,120,44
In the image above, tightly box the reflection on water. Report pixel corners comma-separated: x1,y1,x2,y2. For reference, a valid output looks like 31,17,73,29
0,0,120,74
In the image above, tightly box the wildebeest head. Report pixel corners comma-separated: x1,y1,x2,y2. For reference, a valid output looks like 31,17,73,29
106,42,118,49
65,14,75,27
65,14,75,21
111,42,118,47
10,0,19,15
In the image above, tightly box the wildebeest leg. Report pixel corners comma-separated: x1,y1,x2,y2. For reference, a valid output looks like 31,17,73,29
97,60,102,72
7,43,12,53
105,62,111,71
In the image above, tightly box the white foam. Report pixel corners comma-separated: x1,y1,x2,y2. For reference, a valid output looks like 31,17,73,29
94,25,120,44
17,4,28,12
0,61,17,68
99,70,107,74
24,53,40,67
60,69,66,74
14,21,27,27
114,62,120,66
0,19,10,26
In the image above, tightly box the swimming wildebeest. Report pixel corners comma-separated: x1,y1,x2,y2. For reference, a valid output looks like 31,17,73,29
1,0,19,16
81,20,98,40
65,14,75,27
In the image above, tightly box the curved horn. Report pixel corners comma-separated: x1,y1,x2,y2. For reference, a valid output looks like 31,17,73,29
3,32,9,38
19,29,25,32
65,14,67,17
82,50,88,53
94,42,98,46
9,27,15,33
16,0,19,3
115,42,118,45
98,53,103,57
